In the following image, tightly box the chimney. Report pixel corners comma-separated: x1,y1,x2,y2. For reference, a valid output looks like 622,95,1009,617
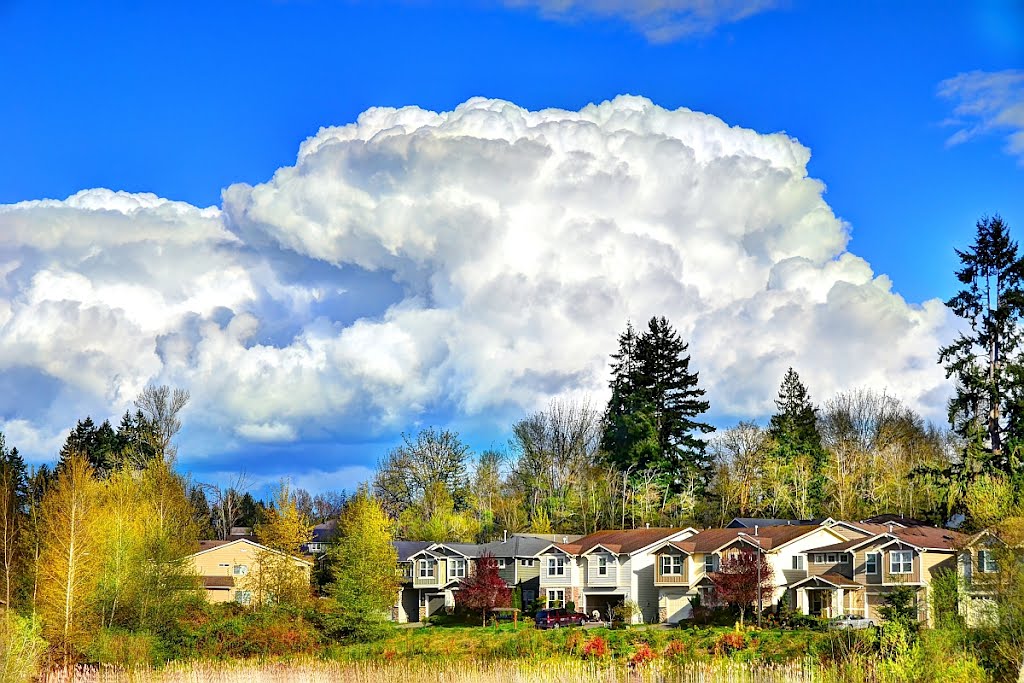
645,522,650,529
754,525,759,537
562,536,568,544
503,529,508,543
888,524,894,534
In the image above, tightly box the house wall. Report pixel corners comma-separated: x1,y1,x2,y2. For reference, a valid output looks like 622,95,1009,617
413,557,448,588
585,552,618,587
190,541,311,605
631,553,659,623
653,552,688,585
772,527,847,604
538,552,577,588
808,555,851,578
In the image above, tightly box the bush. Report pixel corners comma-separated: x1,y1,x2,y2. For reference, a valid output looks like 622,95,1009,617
713,631,747,655
630,642,657,667
86,629,163,667
581,635,609,659
1,612,45,683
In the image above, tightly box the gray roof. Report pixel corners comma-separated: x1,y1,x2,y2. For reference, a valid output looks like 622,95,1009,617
310,520,337,543
394,541,432,561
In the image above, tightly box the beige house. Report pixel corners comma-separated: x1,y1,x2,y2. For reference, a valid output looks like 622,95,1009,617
189,538,313,605
790,521,965,624
651,523,847,624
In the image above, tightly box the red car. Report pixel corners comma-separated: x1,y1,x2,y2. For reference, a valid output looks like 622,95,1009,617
534,608,586,629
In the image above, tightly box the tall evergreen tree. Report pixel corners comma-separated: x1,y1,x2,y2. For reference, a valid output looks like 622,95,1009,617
0,435,27,608
767,368,827,509
602,317,714,485
939,214,1024,475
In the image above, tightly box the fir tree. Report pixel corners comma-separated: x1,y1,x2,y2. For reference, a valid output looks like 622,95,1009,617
603,318,715,484
940,214,1024,475
767,368,827,509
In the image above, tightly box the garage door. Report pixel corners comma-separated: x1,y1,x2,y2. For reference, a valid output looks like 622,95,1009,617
662,592,692,623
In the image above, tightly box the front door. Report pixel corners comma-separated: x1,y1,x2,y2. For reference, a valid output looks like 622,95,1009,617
810,590,824,617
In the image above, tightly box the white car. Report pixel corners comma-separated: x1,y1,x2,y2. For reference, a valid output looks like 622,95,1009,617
829,614,875,630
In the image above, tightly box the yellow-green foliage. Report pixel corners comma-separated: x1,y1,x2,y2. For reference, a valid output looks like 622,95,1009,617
0,611,45,683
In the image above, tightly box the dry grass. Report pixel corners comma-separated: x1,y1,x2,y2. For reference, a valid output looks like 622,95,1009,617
39,659,819,683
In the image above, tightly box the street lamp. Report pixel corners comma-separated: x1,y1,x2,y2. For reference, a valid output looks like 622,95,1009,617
737,532,765,628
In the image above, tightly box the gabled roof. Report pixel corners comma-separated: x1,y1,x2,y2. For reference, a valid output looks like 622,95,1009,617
673,525,827,554
860,514,932,528
191,538,312,566
202,576,235,589
791,573,861,589
812,523,965,553
726,518,828,528
394,541,432,561
551,527,695,556
310,520,337,543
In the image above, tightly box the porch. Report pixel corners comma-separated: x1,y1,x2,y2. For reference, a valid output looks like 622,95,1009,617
791,575,862,618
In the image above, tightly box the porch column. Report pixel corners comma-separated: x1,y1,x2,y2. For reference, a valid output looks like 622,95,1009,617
799,588,809,615
836,588,845,616
864,592,870,618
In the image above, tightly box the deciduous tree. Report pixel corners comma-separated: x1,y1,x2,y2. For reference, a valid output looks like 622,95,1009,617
708,550,773,628
457,551,511,625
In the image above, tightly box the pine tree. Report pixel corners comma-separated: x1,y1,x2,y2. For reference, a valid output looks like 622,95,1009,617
767,368,827,511
634,317,715,480
940,214,1024,475
0,436,27,608
325,489,399,642
602,318,714,483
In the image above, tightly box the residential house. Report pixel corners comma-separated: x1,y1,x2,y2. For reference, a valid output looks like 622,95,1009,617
534,527,699,624
189,538,313,605
726,518,831,528
790,521,965,624
957,526,1022,626
392,534,570,623
651,524,847,624
302,520,337,556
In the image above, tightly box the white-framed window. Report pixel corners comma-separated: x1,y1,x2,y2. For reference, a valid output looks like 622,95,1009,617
597,556,609,576
978,550,997,573
866,552,880,575
547,556,565,576
520,558,535,567
826,553,836,563
418,559,435,578
661,554,683,575
704,553,720,574
547,589,565,608
496,558,506,569
232,564,248,576
450,558,467,579
813,553,825,564
890,550,913,575
792,555,804,570
235,590,252,605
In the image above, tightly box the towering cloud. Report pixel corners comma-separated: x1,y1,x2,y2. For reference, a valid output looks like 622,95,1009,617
0,96,951,469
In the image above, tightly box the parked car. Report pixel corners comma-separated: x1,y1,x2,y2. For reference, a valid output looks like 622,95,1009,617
534,608,586,629
828,614,875,630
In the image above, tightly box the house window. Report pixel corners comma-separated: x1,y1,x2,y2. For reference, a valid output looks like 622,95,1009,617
547,589,564,608
547,557,565,576
597,556,609,576
496,558,506,569
235,590,252,605
704,553,720,574
978,550,997,573
866,552,880,575
890,550,913,575
450,559,467,578
520,559,535,567
826,553,836,564
661,555,683,575
813,554,826,564
523,590,535,606
232,565,248,576
792,556,804,570
418,559,435,578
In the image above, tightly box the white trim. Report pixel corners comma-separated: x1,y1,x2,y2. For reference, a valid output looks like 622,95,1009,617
626,527,700,557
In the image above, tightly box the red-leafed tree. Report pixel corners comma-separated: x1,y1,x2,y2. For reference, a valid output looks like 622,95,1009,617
457,551,511,625
708,551,774,627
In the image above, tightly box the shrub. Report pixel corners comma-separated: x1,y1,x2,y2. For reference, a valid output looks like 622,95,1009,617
86,629,163,667
1,612,45,683
629,642,657,667
713,631,747,655
581,635,609,659
663,639,690,660
563,629,585,655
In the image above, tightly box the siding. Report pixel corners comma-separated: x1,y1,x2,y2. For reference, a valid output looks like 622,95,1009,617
808,555,852,579
190,541,310,605
654,552,688,585
633,557,659,624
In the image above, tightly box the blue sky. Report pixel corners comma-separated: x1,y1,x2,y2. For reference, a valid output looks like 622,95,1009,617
0,1,1022,495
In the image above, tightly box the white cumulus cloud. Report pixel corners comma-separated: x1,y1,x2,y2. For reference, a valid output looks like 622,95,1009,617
0,96,952,472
